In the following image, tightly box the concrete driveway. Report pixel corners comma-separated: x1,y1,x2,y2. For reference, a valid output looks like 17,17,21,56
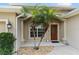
49,45,79,55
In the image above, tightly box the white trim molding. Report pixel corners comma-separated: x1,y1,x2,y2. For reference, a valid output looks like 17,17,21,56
29,25,43,39
63,9,79,18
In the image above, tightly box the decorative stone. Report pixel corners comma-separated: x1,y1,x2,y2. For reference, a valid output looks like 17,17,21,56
17,46,53,55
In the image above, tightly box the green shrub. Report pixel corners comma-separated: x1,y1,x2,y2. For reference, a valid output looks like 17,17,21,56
0,32,16,55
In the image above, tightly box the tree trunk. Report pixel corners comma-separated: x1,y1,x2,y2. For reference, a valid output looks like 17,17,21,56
31,25,36,48
37,24,49,48
32,25,39,50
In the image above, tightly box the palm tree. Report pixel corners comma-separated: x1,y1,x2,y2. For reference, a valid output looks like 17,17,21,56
21,6,41,49
21,5,62,50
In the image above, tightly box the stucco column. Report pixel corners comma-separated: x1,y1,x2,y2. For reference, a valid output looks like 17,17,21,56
63,19,68,44
15,17,20,52
64,20,66,41
15,14,24,53
21,20,24,42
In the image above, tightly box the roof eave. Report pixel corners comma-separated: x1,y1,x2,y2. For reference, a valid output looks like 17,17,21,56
0,6,22,13
63,9,79,19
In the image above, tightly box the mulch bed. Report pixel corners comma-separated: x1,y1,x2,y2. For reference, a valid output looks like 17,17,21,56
17,46,53,55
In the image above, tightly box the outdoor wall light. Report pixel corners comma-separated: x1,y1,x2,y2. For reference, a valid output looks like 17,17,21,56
7,21,12,29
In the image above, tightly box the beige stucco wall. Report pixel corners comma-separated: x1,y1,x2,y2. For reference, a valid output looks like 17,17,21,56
0,12,17,51
22,10,69,43
23,20,29,42
66,14,79,49
23,21,63,42
0,21,6,32
21,9,70,43
59,22,64,42
23,21,51,42
0,12,16,36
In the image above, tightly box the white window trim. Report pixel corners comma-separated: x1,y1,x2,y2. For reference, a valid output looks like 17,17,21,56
29,25,43,39
29,27,38,38
0,19,8,32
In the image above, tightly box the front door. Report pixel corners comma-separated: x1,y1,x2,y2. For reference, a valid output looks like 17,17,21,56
51,24,58,43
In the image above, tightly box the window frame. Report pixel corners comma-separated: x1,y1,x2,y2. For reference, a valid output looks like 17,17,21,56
29,25,44,38
38,28,44,37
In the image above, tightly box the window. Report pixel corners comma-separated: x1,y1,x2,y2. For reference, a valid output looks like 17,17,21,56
30,28,37,37
30,27,44,37
38,28,44,37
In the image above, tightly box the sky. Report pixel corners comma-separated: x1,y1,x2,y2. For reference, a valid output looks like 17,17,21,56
0,3,79,8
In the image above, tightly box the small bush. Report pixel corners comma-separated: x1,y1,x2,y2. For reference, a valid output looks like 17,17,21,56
0,32,16,55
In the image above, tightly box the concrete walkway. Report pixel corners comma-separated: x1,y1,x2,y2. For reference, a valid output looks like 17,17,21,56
21,42,79,55
21,42,64,47
49,45,79,55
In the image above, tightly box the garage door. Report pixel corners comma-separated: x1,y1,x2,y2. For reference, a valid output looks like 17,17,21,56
0,21,6,33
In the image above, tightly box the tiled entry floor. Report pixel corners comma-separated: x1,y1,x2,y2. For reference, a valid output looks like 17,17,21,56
49,45,79,55
21,42,64,47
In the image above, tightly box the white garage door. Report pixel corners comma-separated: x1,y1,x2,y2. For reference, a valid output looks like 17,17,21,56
66,15,79,49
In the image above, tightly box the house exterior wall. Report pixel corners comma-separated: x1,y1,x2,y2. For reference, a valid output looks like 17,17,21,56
59,22,64,42
0,12,18,50
0,12,16,36
23,20,29,42
23,22,51,42
21,9,70,43
0,21,6,32
66,14,79,49
23,21,62,42
22,10,69,43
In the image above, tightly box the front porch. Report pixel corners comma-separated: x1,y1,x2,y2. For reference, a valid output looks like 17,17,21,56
21,42,64,47
15,15,77,55
17,41,79,55
16,17,67,55
15,14,67,52
17,42,64,55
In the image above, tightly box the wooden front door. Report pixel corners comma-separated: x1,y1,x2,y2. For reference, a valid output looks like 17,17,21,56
51,24,58,43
